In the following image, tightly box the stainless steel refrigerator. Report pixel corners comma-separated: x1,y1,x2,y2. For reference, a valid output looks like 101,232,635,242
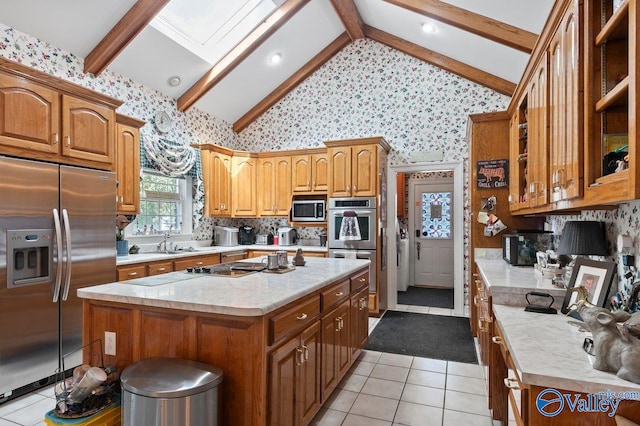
0,156,116,400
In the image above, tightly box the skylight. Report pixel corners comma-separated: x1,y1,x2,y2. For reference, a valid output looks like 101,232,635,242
151,0,278,65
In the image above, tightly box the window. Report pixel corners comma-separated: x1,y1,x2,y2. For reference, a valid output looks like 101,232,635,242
129,171,193,236
421,191,452,239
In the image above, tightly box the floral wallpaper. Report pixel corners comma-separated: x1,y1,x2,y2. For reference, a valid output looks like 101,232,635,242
3,24,637,305
0,24,236,237
547,201,640,304
237,39,510,294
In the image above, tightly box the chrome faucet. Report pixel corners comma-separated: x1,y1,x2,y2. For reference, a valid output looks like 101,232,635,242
157,231,170,252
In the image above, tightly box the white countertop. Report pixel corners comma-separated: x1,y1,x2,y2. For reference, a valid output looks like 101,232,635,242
116,244,328,266
475,259,566,307
493,304,640,396
80,257,368,317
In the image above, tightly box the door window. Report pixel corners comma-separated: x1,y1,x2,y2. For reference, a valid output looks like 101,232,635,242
421,191,452,239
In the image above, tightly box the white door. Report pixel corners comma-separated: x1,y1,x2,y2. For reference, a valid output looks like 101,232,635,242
409,180,454,288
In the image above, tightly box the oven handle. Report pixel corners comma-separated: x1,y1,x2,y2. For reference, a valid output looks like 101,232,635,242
331,209,375,217
332,251,373,260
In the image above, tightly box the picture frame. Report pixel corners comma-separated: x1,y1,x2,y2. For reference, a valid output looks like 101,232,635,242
561,258,616,320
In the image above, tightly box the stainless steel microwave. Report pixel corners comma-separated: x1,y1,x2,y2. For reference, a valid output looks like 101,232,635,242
291,199,326,222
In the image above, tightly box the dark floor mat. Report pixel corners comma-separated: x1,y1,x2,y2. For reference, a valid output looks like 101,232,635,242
365,311,477,364
397,286,454,309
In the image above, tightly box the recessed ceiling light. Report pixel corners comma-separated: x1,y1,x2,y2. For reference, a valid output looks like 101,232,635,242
422,23,437,33
268,53,282,65
167,76,181,87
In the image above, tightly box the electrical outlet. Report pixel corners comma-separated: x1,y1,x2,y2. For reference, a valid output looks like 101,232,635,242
105,331,116,356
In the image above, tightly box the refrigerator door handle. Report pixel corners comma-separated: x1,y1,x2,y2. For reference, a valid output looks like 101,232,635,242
52,208,64,302
61,208,72,301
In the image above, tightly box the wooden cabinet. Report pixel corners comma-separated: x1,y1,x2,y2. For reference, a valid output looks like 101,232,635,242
549,0,583,203
526,55,549,208
326,143,378,197
231,153,257,217
258,156,292,217
0,58,121,170
173,253,220,270
86,264,369,424
508,108,529,211
61,95,115,166
268,321,321,426
116,264,147,281
396,173,406,219
115,114,144,215
0,71,60,154
350,286,369,359
320,299,350,401
147,260,173,276
291,151,328,193
116,253,221,281
583,0,638,205
201,145,233,217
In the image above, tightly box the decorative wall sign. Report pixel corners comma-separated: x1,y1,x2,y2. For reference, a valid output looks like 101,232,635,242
477,159,509,189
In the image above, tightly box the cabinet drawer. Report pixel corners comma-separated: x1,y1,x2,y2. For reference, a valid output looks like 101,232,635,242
174,254,220,270
269,296,320,345
321,280,350,312
350,269,369,292
117,264,147,281
147,261,174,276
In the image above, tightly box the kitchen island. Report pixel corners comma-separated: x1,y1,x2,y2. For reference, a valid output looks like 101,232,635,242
78,257,370,425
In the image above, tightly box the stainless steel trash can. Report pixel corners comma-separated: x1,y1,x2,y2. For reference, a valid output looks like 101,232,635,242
121,358,223,426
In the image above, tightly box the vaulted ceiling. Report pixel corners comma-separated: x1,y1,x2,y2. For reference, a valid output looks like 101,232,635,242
0,0,555,132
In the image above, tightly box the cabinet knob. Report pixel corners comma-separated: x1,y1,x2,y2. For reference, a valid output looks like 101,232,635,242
128,272,138,277
53,133,59,144
335,291,344,297
492,336,503,345
296,313,308,321
157,267,166,272
65,136,71,146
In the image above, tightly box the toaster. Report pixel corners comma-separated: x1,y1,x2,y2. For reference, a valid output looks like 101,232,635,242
214,226,239,247
278,227,298,246
255,234,270,245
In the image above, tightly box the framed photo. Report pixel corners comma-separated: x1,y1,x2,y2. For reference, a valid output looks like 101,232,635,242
561,258,616,320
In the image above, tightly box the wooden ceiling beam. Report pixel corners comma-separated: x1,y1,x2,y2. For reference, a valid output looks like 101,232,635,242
177,0,310,112
329,0,366,40
365,25,516,96
84,0,170,76
383,0,538,54
233,32,352,133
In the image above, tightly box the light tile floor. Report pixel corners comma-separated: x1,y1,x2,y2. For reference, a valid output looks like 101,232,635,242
310,304,498,426
0,304,492,426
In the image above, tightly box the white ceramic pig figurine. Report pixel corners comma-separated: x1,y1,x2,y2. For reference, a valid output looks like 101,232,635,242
578,304,640,385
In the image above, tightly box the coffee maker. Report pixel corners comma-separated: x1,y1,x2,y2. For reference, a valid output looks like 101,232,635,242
238,225,256,245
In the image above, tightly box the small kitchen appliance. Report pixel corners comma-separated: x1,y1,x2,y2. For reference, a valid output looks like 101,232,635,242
214,226,239,247
503,231,552,266
238,225,256,245
255,234,271,245
291,199,326,222
278,227,298,246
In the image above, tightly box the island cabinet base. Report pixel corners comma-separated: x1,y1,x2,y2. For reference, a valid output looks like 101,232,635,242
81,266,370,426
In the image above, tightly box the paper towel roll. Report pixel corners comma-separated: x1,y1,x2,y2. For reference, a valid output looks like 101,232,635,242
617,234,633,252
